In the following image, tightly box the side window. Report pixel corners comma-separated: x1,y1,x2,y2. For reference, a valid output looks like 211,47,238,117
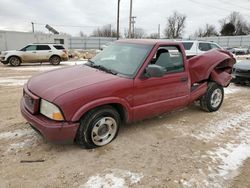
24,45,37,51
198,42,211,51
53,45,65,50
181,42,194,50
210,43,221,49
54,39,64,44
37,45,51,50
152,46,184,74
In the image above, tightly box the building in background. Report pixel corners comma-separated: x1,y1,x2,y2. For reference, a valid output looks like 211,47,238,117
0,30,69,51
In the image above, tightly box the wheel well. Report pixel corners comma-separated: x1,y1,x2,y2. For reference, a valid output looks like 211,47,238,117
109,103,127,124
7,55,22,63
50,55,61,60
82,103,127,124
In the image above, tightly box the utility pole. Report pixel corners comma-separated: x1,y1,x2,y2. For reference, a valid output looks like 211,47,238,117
31,22,34,33
131,16,136,38
158,24,160,39
128,0,132,38
110,24,112,37
117,0,121,40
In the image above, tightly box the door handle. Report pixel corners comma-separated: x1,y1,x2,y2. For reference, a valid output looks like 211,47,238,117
32,51,36,53
49,51,52,52
181,77,188,82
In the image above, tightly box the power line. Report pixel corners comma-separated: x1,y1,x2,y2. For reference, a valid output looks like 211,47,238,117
33,22,104,28
188,0,250,16
188,0,236,13
219,0,250,11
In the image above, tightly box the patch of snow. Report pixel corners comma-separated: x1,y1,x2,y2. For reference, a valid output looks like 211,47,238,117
7,138,35,152
192,111,250,141
81,169,143,188
82,174,126,188
0,77,28,86
184,111,250,188
125,171,142,184
224,85,241,95
208,143,250,178
0,129,35,140
2,60,87,72
7,137,38,153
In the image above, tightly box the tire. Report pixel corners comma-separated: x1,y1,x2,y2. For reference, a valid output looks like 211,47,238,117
76,105,121,149
49,55,61,65
8,56,21,66
200,82,224,112
234,77,247,85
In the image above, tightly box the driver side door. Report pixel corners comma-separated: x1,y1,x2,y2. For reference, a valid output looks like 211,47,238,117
133,45,189,121
22,45,40,62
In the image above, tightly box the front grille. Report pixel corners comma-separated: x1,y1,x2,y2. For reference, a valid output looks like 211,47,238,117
23,87,40,114
24,92,35,112
236,69,250,74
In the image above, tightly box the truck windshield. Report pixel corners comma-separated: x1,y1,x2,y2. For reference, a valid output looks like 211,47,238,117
89,42,153,77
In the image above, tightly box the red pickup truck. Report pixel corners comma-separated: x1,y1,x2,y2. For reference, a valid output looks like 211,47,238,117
21,39,235,148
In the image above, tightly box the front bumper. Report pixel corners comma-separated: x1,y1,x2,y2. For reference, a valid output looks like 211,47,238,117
20,98,79,143
232,69,250,79
0,56,8,64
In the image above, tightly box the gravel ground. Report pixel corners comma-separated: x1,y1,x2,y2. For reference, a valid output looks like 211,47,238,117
0,62,249,188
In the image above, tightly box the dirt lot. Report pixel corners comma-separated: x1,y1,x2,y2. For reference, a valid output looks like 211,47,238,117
0,62,249,188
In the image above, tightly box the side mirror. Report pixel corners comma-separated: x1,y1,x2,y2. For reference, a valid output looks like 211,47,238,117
145,64,165,78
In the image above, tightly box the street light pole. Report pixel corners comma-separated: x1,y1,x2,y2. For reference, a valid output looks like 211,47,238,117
131,16,136,38
31,22,34,33
117,0,121,40
128,0,132,38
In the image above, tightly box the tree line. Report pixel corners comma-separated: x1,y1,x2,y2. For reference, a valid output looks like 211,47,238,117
79,11,250,39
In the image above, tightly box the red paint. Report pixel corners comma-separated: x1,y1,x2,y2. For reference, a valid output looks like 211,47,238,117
20,39,235,143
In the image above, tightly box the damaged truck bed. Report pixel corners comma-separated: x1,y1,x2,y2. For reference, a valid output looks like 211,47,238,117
21,39,236,148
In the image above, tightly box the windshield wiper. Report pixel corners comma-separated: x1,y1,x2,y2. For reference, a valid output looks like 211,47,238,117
86,60,118,75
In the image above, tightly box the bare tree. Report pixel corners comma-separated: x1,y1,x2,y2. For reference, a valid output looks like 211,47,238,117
164,11,186,39
124,28,146,38
193,28,204,38
79,31,87,37
133,28,146,38
220,11,250,36
91,25,118,37
193,24,218,37
148,33,159,39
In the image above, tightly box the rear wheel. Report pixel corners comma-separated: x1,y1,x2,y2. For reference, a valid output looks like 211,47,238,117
49,55,61,65
200,82,224,112
76,106,121,149
8,56,21,66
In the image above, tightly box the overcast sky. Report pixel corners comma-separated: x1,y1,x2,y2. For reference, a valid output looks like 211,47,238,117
0,0,250,38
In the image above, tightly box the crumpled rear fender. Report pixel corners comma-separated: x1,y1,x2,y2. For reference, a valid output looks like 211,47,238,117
188,49,236,86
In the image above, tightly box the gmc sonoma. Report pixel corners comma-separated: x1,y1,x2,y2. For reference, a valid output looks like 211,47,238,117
21,40,235,148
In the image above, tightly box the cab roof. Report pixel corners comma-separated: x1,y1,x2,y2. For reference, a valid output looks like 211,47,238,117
116,39,181,46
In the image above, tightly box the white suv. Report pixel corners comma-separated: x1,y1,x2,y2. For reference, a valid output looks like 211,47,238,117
0,44,68,66
180,40,222,58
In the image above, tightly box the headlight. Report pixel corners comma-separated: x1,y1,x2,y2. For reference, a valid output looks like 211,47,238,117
2,52,8,56
40,99,64,121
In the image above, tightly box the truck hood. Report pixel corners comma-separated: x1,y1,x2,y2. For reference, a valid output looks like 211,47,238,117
27,65,118,101
1,50,16,54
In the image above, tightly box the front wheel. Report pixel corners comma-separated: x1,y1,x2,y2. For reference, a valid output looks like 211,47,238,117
76,106,121,149
9,56,21,66
200,82,224,112
49,56,61,65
